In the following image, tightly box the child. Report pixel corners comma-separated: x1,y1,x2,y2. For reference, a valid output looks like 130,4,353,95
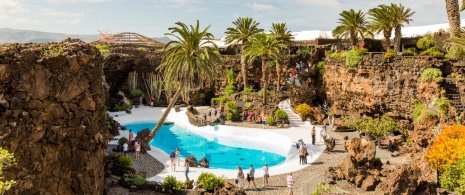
184,159,190,180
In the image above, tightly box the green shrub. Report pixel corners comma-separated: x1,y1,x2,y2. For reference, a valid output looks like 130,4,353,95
404,47,418,56
123,174,147,187
330,52,343,60
226,113,233,121
312,182,334,195
226,69,237,86
440,156,465,194
225,85,236,92
413,101,426,123
451,73,457,78
257,89,270,97
118,137,128,145
266,116,274,125
270,93,277,97
211,97,221,105
244,102,254,109
421,68,442,82
191,107,199,114
420,46,442,56
274,109,288,119
242,87,253,95
114,103,128,111
220,96,228,103
384,49,395,59
42,44,65,57
445,46,465,60
129,89,142,97
230,108,240,118
417,33,434,50
418,109,439,123
325,50,334,57
199,93,205,99
296,103,312,117
119,155,132,167
269,60,276,68
197,172,225,192
242,96,251,102
95,44,110,53
317,61,325,77
343,49,363,68
163,175,183,192
225,101,237,109
342,114,399,140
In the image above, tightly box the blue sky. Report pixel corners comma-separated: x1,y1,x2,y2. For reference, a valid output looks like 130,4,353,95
0,0,463,38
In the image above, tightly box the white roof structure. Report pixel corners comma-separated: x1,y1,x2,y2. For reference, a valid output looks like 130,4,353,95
373,19,465,39
291,30,333,41
201,39,232,49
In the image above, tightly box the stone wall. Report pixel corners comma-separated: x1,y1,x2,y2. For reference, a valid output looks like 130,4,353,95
323,54,445,120
0,42,108,194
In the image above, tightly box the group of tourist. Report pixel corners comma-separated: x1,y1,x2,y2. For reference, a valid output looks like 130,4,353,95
122,130,141,160
247,113,267,129
169,148,190,179
236,164,269,189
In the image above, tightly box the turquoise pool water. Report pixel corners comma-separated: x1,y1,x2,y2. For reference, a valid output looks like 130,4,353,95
124,122,286,170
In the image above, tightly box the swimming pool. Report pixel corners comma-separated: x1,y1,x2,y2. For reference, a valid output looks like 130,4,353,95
124,122,286,170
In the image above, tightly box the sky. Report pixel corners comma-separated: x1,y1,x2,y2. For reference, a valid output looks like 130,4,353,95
0,0,464,38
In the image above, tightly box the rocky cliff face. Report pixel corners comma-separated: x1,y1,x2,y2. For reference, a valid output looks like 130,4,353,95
0,42,108,194
323,54,445,120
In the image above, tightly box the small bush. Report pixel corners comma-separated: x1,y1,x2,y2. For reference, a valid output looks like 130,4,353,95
426,125,465,172
226,113,233,121
420,46,442,56
274,109,288,119
118,137,128,145
197,172,225,192
269,60,276,68
220,96,228,103
199,93,205,99
211,97,221,105
129,89,142,97
114,104,128,111
296,103,312,117
421,68,442,82
258,89,270,97
451,73,457,78
435,98,451,115
440,156,465,194
225,85,236,92
230,108,240,118
242,87,253,95
417,33,434,50
226,69,237,86
244,102,254,109
445,46,465,60
330,52,343,60
266,116,274,125
225,101,237,109
42,44,65,57
384,49,395,59
343,49,363,68
96,44,110,53
317,61,325,77
119,155,132,167
418,109,438,122
312,182,334,195
242,96,251,102
325,50,334,57
163,175,183,192
123,174,147,187
413,103,426,123
404,47,418,56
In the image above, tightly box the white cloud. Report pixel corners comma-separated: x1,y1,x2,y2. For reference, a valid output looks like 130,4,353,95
40,9,85,17
294,0,340,8
0,0,28,13
246,3,277,12
57,19,81,24
48,0,112,3
185,7,208,13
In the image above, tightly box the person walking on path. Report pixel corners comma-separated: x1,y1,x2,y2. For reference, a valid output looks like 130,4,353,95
150,97,155,108
247,164,257,189
123,141,129,155
237,166,245,189
175,148,180,166
128,129,134,142
170,150,176,172
184,159,189,180
134,141,141,160
311,126,316,145
262,163,269,187
261,116,266,129
287,172,294,195
214,108,217,116
298,146,305,165
139,96,144,106
303,144,308,164
320,127,328,142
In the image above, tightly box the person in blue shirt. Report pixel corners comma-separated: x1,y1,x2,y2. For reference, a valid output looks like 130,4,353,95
170,150,176,172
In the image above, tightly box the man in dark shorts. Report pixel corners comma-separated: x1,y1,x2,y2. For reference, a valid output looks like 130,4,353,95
247,164,257,189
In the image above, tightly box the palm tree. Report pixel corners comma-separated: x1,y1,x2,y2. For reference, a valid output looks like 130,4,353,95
224,17,263,89
270,22,293,92
391,3,415,52
446,0,461,37
144,21,221,143
368,4,394,51
332,9,369,49
243,33,285,105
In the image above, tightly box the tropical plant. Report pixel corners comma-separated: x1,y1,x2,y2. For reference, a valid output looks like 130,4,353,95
440,156,465,194
270,23,293,92
332,9,369,49
384,49,395,59
417,33,435,50
226,113,233,121
343,48,367,68
242,87,253,95
196,172,225,192
211,97,221,106
118,137,128,145
225,101,237,109
420,46,442,57
404,47,418,56
435,97,451,116
421,68,443,82
274,109,288,120
0,147,16,195
244,102,254,109
220,96,228,103
390,3,415,52
226,68,237,86
368,4,395,51
317,61,325,78
266,116,274,125
144,21,221,143
41,44,65,57
123,174,147,187
143,73,164,104
224,17,264,89
445,45,465,60
128,71,138,91
312,182,335,195
445,0,464,37
342,114,399,142
244,33,284,105
118,155,132,167
413,101,426,122
129,89,142,97
296,103,312,117
426,125,465,172
95,44,110,53
163,175,183,192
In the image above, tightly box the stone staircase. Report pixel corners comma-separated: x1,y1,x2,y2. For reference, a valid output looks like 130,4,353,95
444,78,465,113
278,99,307,127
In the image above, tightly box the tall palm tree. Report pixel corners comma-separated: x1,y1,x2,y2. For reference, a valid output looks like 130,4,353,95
270,23,293,92
224,17,263,89
391,3,415,52
144,21,221,143
446,0,461,37
243,33,285,105
368,4,394,51
332,9,369,49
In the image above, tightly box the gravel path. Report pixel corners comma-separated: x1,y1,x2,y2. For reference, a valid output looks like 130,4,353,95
107,145,165,178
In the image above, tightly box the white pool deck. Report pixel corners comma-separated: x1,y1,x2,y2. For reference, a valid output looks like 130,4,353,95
108,106,326,182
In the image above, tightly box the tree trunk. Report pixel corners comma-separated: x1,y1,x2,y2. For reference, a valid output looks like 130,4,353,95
262,55,269,105
276,58,282,92
383,30,391,51
240,45,249,89
350,33,357,49
144,79,186,143
446,0,461,37
394,25,402,52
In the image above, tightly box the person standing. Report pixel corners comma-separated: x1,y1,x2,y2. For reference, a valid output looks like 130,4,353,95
184,159,189,180
214,108,217,116
320,127,328,142
311,126,316,145
170,150,176,172
262,163,269,187
261,116,266,129
237,166,245,189
128,129,134,142
134,141,141,160
139,96,143,106
298,146,305,165
287,172,294,195
303,144,308,164
150,97,155,108
123,141,129,155
247,164,257,189
175,148,180,166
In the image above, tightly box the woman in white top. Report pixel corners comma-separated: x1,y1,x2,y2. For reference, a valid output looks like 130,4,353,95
237,166,245,188
263,163,269,187
175,148,180,166
134,141,141,160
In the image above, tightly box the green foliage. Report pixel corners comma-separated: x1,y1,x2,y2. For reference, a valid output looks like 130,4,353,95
417,33,434,50
407,135,413,146
312,182,334,195
42,44,65,57
435,98,451,116
242,96,251,102
413,102,426,123
191,108,199,115
325,50,334,57
211,97,221,106
266,116,274,125
225,101,237,109
95,44,110,53
163,175,183,192
440,156,465,194
445,46,465,60
226,113,233,121
244,102,254,109
296,103,312,117
330,52,343,60
317,61,325,77
269,59,276,68
242,87,253,95
418,109,439,122
341,114,399,140
0,147,16,195
197,172,225,192
199,93,205,99
118,155,132,167
420,46,442,57
129,89,142,97
123,174,147,187
384,49,395,59
404,47,418,56
257,89,270,97
269,93,277,97
343,49,366,68
274,109,288,119
230,108,240,119
225,85,236,96
113,103,128,111
451,73,457,78
226,69,237,86
297,46,312,59
421,68,442,82
220,96,228,103
118,137,128,145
